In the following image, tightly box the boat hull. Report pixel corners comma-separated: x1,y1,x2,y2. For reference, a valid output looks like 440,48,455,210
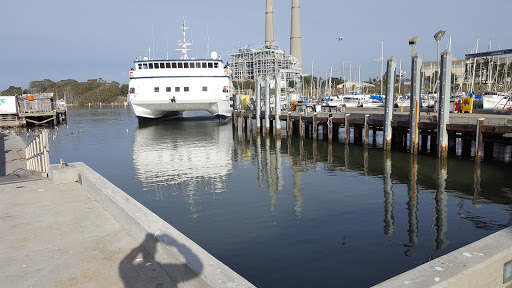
130,98,232,119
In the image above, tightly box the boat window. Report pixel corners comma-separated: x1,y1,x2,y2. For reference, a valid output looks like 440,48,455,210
184,87,189,92
202,62,207,68
178,62,183,68
154,87,159,92
138,64,142,69
223,86,229,93
202,86,207,92
189,62,195,68
165,63,171,68
160,63,165,68
172,63,177,68
129,87,135,93
208,62,213,68
184,62,189,68
154,63,159,69
175,87,180,92
143,64,148,69
149,63,154,69
214,63,219,68
166,87,171,92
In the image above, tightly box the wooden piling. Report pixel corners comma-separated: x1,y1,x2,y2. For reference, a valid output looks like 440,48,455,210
299,113,304,138
475,118,484,162
410,53,422,154
345,113,351,144
364,114,370,147
384,57,397,151
241,111,245,130
437,50,452,158
287,112,291,136
248,114,252,134
313,113,318,140
328,115,333,141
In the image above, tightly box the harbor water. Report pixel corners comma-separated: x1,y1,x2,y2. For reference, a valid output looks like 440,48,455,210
48,107,512,287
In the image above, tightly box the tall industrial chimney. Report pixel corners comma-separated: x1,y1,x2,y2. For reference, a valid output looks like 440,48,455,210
265,0,275,45
290,0,302,73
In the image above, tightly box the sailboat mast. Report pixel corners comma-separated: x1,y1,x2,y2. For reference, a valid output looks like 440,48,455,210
381,41,384,95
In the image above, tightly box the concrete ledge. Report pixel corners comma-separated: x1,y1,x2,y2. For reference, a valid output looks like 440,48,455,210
374,227,512,288
69,162,254,288
48,164,79,184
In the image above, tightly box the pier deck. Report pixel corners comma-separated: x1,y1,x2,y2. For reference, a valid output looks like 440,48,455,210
0,177,176,288
0,132,176,287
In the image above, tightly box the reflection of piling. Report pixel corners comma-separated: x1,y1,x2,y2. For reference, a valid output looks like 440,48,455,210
256,78,262,135
410,53,422,154
383,152,394,236
437,50,452,158
406,155,419,254
363,148,368,176
433,160,449,251
473,161,481,205
384,57,397,151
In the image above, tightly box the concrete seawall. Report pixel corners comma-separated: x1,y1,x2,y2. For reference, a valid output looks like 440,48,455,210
48,162,255,288
374,227,512,287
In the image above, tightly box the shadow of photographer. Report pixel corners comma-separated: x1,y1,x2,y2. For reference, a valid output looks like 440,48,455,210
119,232,203,288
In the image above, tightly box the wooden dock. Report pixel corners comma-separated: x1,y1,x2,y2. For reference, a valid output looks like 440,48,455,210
233,108,512,162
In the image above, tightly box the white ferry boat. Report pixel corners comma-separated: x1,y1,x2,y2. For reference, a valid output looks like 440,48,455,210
128,20,233,121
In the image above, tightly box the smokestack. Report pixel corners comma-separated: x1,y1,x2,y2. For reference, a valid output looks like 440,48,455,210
290,0,302,73
265,0,274,45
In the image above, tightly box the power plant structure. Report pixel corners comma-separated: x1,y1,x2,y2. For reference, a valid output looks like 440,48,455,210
229,0,302,83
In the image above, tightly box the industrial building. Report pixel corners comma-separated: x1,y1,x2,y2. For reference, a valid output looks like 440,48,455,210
228,0,302,83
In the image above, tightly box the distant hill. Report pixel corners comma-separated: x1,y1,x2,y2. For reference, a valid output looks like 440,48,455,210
0,78,128,105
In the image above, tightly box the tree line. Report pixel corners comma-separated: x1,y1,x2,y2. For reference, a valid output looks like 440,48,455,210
0,79,128,105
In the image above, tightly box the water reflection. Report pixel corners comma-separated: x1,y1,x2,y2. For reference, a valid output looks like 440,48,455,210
434,160,449,252
132,121,233,193
405,155,419,256
383,152,394,236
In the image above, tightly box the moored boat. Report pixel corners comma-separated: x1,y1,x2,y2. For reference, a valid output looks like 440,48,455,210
128,19,233,121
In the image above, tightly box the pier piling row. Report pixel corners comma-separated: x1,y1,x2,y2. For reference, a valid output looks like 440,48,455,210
232,109,512,161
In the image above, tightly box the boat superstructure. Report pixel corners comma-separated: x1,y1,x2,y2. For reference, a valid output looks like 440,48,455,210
128,19,233,120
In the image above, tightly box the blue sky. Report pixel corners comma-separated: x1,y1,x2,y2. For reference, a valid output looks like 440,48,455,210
1,0,510,90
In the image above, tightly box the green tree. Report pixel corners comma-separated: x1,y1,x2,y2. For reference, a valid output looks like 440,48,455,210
1,86,22,96
120,84,129,96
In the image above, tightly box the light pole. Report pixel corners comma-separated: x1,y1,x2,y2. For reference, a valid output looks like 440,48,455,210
337,36,343,96
409,36,418,57
434,30,446,93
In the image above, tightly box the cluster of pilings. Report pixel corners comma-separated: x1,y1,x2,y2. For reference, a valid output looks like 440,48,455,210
232,50,512,163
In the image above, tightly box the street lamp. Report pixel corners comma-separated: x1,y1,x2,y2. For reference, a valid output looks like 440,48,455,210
409,36,419,56
434,30,446,93
336,36,344,95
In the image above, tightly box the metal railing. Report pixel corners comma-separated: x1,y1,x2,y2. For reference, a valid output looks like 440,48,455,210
25,130,50,175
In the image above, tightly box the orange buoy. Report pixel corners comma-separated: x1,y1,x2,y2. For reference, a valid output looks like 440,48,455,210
27,96,34,101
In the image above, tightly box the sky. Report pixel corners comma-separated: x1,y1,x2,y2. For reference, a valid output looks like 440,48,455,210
1,0,511,91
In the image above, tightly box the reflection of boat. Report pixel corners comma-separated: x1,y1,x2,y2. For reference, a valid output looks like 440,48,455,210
128,19,233,120
132,120,233,189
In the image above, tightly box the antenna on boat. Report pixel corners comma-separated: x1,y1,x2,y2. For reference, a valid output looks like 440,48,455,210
207,24,210,59
166,32,169,60
176,17,192,60
152,24,155,60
